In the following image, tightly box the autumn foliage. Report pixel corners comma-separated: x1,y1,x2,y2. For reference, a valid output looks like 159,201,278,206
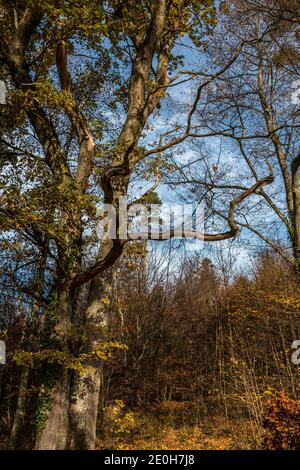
263,393,300,450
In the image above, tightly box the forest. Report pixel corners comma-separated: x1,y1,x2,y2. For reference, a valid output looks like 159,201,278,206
0,0,300,452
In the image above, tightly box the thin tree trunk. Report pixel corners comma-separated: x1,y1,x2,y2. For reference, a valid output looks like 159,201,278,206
10,249,48,449
10,367,29,449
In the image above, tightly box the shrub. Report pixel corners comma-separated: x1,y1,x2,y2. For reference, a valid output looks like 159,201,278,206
262,392,300,450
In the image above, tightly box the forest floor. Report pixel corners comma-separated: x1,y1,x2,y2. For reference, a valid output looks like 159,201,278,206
96,402,261,450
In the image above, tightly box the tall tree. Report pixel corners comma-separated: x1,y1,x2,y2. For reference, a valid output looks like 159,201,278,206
0,0,275,449
165,0,300,271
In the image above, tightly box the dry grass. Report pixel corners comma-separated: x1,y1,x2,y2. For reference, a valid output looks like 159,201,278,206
96,402,261,450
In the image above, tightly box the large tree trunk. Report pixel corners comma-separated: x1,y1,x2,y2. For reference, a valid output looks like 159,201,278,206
35,367,70,450
34,286,74,450
69,266,112,450
68,176,127,449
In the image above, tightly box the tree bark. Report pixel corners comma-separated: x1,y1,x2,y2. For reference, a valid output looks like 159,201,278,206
34,286,74,450
69,243,113,450
9,367,29,449
35,367,70,450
